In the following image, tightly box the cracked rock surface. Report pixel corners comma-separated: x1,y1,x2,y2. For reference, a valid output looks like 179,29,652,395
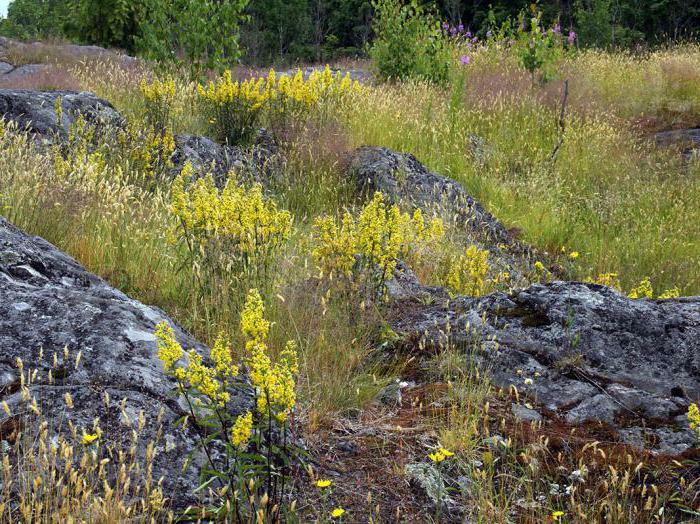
0,89,123,140
388,271,700,454
0,217,251,506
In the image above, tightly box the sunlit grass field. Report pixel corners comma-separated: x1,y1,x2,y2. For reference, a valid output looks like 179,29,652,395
1,41,699,522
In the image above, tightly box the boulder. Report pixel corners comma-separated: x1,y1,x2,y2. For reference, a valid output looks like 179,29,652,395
655,128,700,162
389,273,700,454
0,89,124,140
0,217,251,506
171,130,278,188
347,146,536,283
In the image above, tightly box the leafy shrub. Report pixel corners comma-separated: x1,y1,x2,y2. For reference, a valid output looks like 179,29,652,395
312,192,444,296
169,165,292,301
514,10,573,84
197,70,272,145
156,288,299,520
140,78,176,133
444,244,491,296
369,0,452,85
199,67,361,145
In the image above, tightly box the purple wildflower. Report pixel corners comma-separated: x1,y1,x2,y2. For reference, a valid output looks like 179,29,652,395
460,55,471,66
568,31,577,45
458,23,464,33
443,22,449,30
553,24,561,35
466,31,472,38
486,30,493,39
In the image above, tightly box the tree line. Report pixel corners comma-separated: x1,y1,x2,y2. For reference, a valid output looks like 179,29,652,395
1,0,698,66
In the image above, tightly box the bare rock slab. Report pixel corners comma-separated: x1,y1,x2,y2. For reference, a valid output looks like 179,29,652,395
390,277,700,454
0,217,250,506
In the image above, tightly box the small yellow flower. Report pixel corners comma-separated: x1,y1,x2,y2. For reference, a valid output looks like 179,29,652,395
331,507,346,518
429,451,445,463
551,510,565,520
81,432,99,445
231,411,253,449
315,479,332,488
534,261,546,272
439,447,454,457
569,251,579,260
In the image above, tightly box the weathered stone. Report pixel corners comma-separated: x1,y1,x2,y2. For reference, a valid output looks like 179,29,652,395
0,89,123,140
390,275,700,454
346,146,536,283
171,130,278,187
655,128,700,162
511,403,543,423
0,217,252,506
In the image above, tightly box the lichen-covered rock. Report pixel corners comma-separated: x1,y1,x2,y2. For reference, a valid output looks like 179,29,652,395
0,217,251,506
347,147,517,246
390,275,700,454
171,130,278,187
0,89,123,140
347,146,535,283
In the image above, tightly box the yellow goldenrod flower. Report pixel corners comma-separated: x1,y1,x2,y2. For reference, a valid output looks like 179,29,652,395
659,286,680,299
241,289,271,347
446,245,490,296
155,322,183,371
428,451,446,463
315,479,332,488
534,261,546,272
210,332,238,378
628,277,653,299
688,403,700,437
231,411,253,449
569,251,579,260
439,447,454,457
551,510,565,519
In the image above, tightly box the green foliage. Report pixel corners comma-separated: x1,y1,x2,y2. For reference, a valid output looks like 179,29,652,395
574,0,613,47
136,0,250,79
514,10,569,84
370,0,452,85
0,0,70,40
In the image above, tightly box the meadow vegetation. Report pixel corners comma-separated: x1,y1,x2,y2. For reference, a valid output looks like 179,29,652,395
0,7,699,522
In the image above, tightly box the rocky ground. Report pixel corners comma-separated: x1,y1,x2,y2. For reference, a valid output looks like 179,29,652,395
0,72,698,519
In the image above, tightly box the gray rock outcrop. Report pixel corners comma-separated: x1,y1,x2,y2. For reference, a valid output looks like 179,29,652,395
0,217,251,506
171,130,278,187
0,89,123,140
389,271,700,454
347,146,536,283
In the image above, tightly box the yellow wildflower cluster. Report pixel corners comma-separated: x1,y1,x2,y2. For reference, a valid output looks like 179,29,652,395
241,289,298,423
428,447,454,463
140,78,176,132
155,322,184,371
312,192,444,290
658,286,681,299
231,411,253,449
198,66,362,144
588,272,621,290
170,164,292,278
155,321,236,406
141,78,176,103
628,277,653,299
446,245,491,296
689,403,700,439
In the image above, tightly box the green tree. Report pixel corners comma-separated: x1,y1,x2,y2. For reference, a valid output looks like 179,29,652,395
137,0,250,78
0,0,70,40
